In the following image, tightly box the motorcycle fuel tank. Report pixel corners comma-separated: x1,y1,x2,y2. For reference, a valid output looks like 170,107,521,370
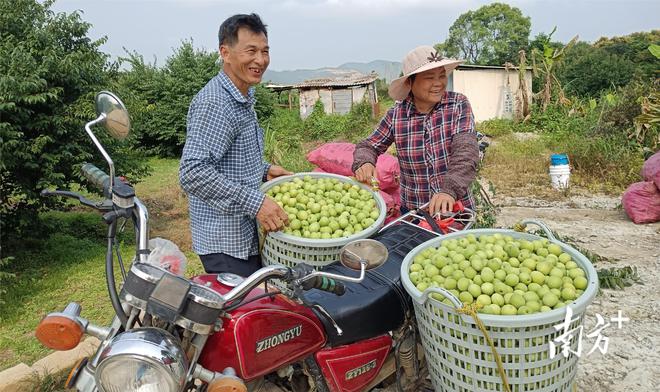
193,274,326,380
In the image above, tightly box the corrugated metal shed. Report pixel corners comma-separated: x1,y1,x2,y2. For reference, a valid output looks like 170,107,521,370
266,73,378,91
266,72,380,119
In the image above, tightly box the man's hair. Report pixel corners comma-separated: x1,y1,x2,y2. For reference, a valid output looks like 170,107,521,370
218,13,268,47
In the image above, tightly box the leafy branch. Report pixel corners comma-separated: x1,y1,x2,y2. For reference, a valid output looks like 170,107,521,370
597,266,642,290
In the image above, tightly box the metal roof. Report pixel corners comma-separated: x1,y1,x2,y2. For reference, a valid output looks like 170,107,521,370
266,73,378,91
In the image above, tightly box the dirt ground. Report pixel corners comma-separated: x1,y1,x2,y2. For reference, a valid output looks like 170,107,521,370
491,191,660,392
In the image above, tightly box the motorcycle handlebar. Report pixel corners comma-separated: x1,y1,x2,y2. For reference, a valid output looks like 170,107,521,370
81,162,135,201
81,163,110,197
302,275,346,296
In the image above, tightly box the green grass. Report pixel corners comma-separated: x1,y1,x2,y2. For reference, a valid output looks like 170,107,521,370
0,212,122,369
478,109,644,195
0,157,204,371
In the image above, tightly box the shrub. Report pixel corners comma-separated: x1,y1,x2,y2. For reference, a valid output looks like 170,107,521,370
0,0,148,246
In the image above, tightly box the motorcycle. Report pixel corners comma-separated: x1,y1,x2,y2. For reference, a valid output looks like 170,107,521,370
36,92,475,392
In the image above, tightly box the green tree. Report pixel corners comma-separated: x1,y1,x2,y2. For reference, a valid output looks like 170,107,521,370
115,41,219,157
0,0,147,245
116,41,277,157
595,30,660,79
436,3,531,65
556,42,636,97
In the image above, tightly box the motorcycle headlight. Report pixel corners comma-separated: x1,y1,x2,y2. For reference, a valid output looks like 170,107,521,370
95,328,188,392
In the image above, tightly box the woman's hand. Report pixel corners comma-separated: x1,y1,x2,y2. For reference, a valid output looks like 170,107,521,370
429,193,455,215
355,163,377,184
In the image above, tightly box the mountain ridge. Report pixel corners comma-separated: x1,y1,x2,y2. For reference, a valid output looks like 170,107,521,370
264,59,402,84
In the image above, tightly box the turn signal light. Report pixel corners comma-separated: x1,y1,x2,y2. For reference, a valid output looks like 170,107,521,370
207,377,247,392
66,357,89,388
35,315,84,350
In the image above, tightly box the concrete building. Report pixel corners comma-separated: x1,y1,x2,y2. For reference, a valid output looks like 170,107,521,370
450,64,533,123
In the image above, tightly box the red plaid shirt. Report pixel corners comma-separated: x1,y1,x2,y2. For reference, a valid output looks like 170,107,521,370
354,91,478,210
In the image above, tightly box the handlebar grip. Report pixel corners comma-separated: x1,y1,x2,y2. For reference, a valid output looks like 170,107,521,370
305,276,346,296
81,163,110,195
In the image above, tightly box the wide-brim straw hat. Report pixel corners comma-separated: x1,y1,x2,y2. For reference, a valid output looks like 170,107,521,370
388,45,464,101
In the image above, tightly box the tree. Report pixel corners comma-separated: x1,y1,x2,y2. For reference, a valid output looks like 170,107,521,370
556,42,636,97
115,41,219,157
595,30,660,79
436,3,531,65
115,41,277,157
0,0,148,245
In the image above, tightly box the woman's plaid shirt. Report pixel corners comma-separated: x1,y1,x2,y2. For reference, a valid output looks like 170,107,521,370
353,92,478,210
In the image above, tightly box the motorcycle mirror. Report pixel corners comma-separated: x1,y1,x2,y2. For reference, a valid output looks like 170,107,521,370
339,239,388,271
95,91,130,140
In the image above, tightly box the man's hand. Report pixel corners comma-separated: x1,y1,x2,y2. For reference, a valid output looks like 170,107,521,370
354,163,377,184
256,196,289,232
429,193,455,216
267,165,293,181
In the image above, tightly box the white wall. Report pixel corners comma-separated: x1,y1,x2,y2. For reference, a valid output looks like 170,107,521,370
352,86,367,103
452,68,533,123
299,89,319,119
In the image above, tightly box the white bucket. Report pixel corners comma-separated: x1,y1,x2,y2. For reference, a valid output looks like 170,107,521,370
549,164,571,189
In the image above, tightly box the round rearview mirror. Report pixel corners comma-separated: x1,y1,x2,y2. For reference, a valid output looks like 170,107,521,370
95,91,130,140
339,239,388,271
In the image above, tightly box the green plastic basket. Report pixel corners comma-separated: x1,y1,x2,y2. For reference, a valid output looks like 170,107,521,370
400,220,599,392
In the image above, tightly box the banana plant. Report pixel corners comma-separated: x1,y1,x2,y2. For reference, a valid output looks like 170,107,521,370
531,27,578,111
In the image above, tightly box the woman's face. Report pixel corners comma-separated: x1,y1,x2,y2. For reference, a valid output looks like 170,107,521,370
410,67,447,110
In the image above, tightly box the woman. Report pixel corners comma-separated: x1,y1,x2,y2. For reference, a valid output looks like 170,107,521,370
352,45,479,215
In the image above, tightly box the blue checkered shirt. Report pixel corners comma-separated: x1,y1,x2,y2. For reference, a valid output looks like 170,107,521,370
179,72,269,260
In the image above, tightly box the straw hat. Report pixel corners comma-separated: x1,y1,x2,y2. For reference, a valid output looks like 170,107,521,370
388,45,464,101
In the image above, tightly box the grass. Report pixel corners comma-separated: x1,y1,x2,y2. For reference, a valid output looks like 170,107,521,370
479,133,559,198
478,116,644,196
0,157,203,372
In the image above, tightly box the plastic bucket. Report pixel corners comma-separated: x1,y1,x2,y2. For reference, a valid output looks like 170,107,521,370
549,154,570,190
550,154,569,166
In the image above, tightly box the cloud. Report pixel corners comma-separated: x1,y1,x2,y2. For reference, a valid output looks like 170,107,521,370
279,0,475,16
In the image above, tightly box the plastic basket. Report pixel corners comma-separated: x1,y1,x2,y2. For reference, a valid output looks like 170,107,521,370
400,220,599,392
259,172,386,271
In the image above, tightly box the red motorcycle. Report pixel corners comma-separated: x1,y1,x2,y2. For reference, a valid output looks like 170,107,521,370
36,92,475,392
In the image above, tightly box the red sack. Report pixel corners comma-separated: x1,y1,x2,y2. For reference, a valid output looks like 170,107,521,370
312,167,327,173
389,187,401,207
306,143,354,176
306,142,400,191
641,150,660,189
622,181,660,224
375,154,400,192
383,188,401,225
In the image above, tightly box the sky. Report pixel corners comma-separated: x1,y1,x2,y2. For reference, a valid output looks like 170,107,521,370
49,0,660,71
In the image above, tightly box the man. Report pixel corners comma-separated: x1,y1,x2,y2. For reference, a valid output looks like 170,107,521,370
180,13,290,276
353,45,479,216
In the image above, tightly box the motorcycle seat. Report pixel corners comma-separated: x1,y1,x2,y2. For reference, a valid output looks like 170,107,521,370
301,224,436,347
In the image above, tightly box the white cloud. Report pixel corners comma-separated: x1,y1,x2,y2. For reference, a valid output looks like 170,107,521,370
279,0,476,15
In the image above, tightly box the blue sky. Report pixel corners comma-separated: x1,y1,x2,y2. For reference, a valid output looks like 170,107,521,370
50,0,660,71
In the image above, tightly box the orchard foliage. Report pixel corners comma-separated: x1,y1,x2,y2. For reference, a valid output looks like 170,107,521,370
0,0,147,242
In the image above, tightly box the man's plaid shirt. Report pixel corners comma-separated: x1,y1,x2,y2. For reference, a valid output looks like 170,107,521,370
353,92,478,210
179,72,269,260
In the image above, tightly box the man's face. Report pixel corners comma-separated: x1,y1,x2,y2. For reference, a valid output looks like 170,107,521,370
410,67,448,107
220,27,270,94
